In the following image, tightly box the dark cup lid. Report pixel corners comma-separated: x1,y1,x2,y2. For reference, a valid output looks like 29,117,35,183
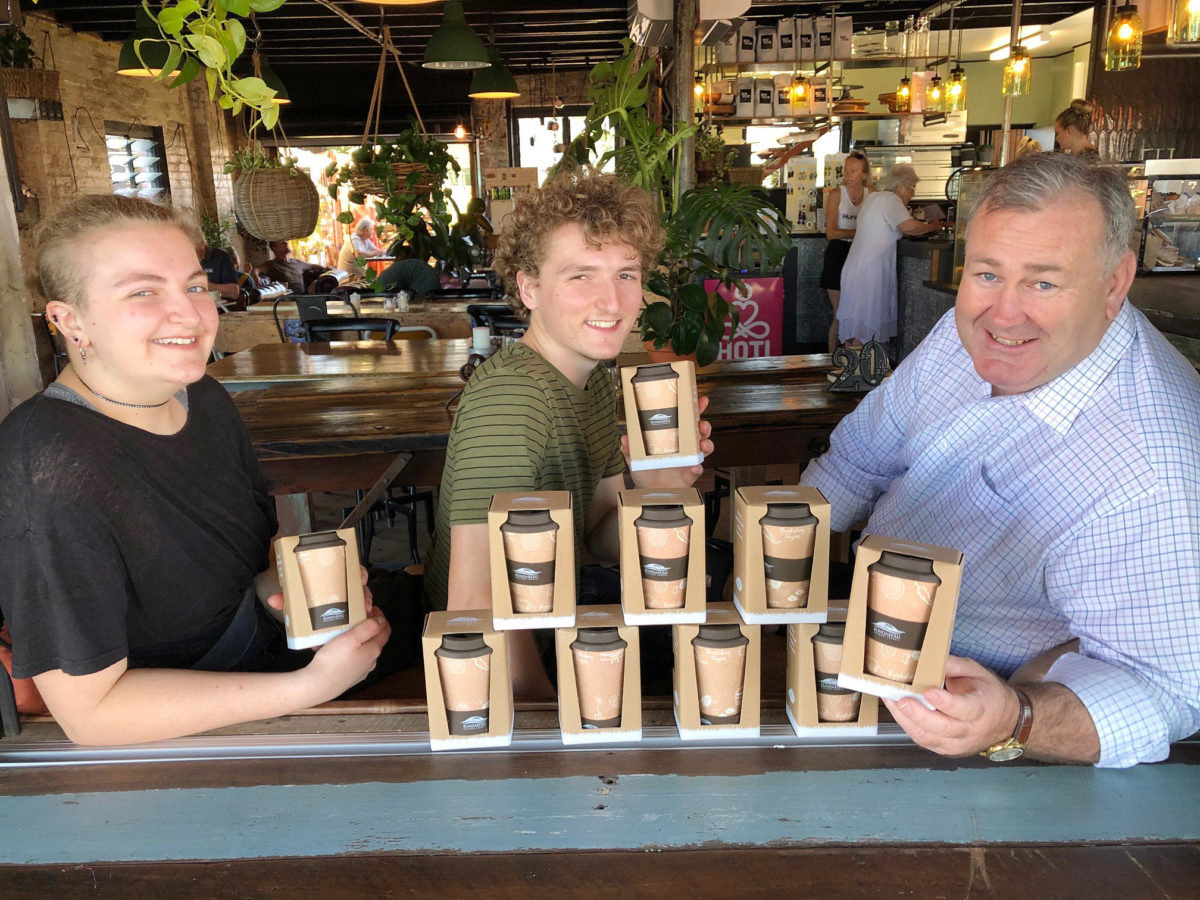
439,632,488,654
760,502,817,526
571,626,627,651
294,530,347,552
815,621,846,641
631,363,678,382
693,622,749,649
501,509,556,532
635,504,692,526
873,550,941,583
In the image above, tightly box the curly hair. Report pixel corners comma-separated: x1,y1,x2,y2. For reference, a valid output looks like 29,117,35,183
34,194,195,307
492,168,664,319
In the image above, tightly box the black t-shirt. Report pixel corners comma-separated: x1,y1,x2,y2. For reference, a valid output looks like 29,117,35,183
0,376,278,678
201,246,241,285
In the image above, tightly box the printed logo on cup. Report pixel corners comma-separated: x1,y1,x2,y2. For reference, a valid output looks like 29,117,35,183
460,715,488,732
321,608,347,625
512,567,540,582
643,562,671,577
872,621,904,641
649,413,673,426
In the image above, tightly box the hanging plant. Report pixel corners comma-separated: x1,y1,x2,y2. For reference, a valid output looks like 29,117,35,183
226,141,319,241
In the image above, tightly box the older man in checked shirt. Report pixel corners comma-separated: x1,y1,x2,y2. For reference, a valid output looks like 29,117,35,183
802,153,1200,768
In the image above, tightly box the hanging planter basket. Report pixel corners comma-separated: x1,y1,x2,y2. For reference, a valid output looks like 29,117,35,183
232,167,320,241
0,67,59,101
347,162,434,198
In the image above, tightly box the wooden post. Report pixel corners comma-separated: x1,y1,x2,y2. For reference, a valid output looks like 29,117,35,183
672,0,697,196
0,103,41,415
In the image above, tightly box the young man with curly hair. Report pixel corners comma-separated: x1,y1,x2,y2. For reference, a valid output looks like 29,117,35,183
424,169,712,695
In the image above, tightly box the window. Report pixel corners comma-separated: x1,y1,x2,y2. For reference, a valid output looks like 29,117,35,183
105,121,169,204
511,106,614,184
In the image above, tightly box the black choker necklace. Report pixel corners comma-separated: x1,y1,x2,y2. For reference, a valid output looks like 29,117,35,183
75,373,171,409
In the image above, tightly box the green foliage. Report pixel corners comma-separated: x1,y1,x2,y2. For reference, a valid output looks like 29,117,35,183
327,129,464,269
199,211,235,248
0,26,35,69
136,0,289,132
554,40,789,367
694,128,735,185
223,141,298,175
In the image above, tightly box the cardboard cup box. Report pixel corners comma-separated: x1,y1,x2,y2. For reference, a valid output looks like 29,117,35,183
785,620,879,738
673,603,761,740
423,609,513,750
618,488,707,625
274,527,366,650
621,360,703,472
837,534,963,706
555,605,642,745
732,485,830,624
488,491,576,629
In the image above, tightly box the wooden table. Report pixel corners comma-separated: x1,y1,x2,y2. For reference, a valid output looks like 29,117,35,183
213,301,475,355
224,355,859,529
207,339,479,391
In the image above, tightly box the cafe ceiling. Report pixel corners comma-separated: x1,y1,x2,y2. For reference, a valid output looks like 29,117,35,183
23,0,1095,139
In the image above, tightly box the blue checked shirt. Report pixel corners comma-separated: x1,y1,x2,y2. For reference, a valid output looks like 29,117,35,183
802,303,1200,767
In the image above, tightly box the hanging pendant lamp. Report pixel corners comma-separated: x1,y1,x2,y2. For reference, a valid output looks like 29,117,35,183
423,0,489,70
469,44,520,99
117,6,181,78
1168,0,1200,46
1105,3,1143,70
1001,46,1031,96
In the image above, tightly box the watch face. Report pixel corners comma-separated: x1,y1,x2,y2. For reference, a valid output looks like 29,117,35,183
987,743,1025,762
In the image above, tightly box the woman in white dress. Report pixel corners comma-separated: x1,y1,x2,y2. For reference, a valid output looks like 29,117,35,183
837,164,944,347
820,151,871,353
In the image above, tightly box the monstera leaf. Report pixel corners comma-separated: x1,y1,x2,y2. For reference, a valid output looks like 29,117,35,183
673,183,792,274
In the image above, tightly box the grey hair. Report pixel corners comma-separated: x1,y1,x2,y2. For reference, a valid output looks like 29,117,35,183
878,163,918,193
354,217,374,234
967,153,1133,274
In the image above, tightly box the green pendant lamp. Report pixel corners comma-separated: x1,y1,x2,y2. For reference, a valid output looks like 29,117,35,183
117,6,181,78
469,44,520,98
423,0,488,70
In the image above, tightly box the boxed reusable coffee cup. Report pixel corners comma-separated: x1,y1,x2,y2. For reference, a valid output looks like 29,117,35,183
618,488,707,625
837,534,963,706
732,485,830,625
620,360,704,472
785,613,879,738
554,605,642,746
422,610,514,750
488,491,576,630
672,603,761,740
274,527,367,650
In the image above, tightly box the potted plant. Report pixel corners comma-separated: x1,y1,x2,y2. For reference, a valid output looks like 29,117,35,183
0,24,59,102
694,127,735,186
326,127,462,277
225,142,319,241
555,41,790,366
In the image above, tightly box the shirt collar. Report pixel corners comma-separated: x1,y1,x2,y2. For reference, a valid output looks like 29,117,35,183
1018,300,1135,434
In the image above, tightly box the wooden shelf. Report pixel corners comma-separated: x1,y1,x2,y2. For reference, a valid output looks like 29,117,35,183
705,56,948,76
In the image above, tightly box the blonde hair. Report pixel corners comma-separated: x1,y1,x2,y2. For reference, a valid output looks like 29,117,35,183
492,168,664,319
34,195,194,307
1012,136,1043,160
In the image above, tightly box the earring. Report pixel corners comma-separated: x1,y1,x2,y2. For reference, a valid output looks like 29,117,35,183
79,345,87,364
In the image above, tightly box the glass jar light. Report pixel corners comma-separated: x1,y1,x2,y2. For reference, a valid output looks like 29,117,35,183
1106,4,1143,70
1168,0,1200,46
1002,46,1031,96
946,66,967,111
926,73,945,111
895,75,912,112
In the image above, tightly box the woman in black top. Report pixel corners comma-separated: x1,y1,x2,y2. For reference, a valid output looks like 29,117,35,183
0,195,389,745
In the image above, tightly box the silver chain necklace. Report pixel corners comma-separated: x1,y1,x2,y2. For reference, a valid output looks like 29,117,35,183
75,373,171,409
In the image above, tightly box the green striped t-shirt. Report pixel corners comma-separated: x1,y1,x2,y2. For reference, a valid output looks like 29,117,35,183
424,342,626,610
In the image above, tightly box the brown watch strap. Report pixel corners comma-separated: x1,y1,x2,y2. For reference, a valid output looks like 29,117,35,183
1012,688,1034,745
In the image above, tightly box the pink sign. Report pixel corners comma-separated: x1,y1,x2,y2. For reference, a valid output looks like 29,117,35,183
705,276,785,359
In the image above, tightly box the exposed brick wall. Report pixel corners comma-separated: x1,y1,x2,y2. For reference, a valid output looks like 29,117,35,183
9,14,246,310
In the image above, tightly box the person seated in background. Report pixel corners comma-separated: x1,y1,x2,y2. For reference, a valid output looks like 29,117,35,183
336,217,388,278
801,153,1199,767
262,240,325,294
424,169,713,697
195,235,242,302
0,195,394,745
1011,136,1043,162
375,252,440,296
